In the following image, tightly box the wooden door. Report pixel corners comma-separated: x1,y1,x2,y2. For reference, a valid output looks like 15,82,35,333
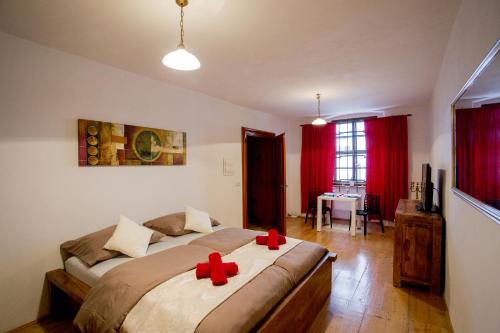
247,136,275,227
241,127,276,229
241,128,286,234
273,133,286,235
400,222,433,283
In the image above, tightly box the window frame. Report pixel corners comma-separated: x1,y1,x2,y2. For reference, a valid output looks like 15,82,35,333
334,119,367,185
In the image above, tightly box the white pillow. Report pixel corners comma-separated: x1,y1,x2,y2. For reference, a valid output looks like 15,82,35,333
104,215,153,258
184,206,213,233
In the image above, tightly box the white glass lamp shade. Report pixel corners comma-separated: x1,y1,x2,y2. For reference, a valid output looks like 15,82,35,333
312,117,327,125
162,47,200,71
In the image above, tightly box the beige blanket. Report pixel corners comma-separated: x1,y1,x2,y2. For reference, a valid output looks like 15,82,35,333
74,228,327,333
196,241,327,333
74,244,214,333
121,237,303,332
189,227,261,254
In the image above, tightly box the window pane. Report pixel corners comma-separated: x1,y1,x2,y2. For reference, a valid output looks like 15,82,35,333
338,156,345,168
357,154,366,168
346,122,352,132
339,169,348,180
339,155,352,168
357,168,366,181
347,168,353,180
339,123,348,133
357,135,366,150
339,138,349,151
356,121,364,132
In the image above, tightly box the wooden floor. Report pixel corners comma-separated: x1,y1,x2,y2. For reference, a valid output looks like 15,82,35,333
288,217,452,333
13,217,452,333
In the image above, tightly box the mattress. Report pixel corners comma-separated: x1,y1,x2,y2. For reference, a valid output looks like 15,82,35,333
65,226,226,286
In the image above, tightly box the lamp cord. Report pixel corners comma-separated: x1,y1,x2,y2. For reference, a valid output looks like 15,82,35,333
179,5,185,47
317,94,321,117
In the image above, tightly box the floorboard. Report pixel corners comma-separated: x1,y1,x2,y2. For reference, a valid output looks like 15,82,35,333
289,217,452,333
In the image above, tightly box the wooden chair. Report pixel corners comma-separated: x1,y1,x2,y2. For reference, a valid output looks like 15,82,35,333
350,194,384,236
305,191,333,229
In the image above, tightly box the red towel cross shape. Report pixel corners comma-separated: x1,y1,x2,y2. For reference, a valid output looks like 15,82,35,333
196,252,239,286
255,229,286,250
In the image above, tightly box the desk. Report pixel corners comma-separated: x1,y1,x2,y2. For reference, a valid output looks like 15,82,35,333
316,193,361,236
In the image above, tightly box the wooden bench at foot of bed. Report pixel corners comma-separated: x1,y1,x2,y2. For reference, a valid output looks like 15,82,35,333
46,252,337,332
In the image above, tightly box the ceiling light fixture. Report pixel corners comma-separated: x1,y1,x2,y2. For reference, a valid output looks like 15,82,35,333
312,93,327,125
162,0,200,71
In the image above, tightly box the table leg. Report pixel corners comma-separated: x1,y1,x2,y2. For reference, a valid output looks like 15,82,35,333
316,197,322,232
350,200,356,237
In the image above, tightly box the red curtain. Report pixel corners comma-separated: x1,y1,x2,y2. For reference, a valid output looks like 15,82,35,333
456,105,500,207
300,123,336,213
365,116,408,220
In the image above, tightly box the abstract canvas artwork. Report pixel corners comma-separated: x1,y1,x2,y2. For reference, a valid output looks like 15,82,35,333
78,119,186,166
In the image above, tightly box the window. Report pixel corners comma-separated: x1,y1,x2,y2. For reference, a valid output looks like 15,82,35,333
335,120,366,183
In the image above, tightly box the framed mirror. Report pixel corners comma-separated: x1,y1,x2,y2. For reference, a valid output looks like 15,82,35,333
452,39,500,224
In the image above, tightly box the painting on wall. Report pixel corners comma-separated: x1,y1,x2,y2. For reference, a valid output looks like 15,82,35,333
78,119,186,166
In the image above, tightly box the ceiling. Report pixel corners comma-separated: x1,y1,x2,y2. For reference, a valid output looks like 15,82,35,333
0,0,459,119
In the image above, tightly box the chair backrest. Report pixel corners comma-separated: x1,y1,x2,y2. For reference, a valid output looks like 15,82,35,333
364,194,381,213
307,191,324,208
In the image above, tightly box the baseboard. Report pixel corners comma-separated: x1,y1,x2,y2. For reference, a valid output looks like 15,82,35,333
443,297,455,333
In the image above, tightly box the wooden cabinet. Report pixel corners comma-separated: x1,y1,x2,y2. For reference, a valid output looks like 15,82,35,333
393,199,442,294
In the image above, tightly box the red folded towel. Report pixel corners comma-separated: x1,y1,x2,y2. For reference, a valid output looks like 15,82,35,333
268,229,279,250
255,235,267,245
256,235,286,245
223,262,239,276
196,262,239,279
208,252,228,285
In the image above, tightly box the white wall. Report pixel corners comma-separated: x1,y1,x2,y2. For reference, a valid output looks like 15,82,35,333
0,32,301,331
429,0,500,332
285,121,303,217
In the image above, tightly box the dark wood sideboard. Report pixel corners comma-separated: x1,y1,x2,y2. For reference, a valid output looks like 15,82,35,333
393,199,443,294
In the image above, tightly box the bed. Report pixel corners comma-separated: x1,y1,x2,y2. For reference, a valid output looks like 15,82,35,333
48,226,336,333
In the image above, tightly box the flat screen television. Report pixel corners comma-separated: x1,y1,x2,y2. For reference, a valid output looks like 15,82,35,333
418,163,433,212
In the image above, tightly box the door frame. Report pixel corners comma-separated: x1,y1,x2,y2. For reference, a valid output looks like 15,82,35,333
241,127,276,229
274,133,287,235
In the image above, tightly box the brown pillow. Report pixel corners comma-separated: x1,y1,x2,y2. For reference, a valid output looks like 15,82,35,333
144,212,220,236
61,225,165,266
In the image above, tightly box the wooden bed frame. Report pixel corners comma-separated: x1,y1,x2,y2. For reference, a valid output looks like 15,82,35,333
46,252,337,332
